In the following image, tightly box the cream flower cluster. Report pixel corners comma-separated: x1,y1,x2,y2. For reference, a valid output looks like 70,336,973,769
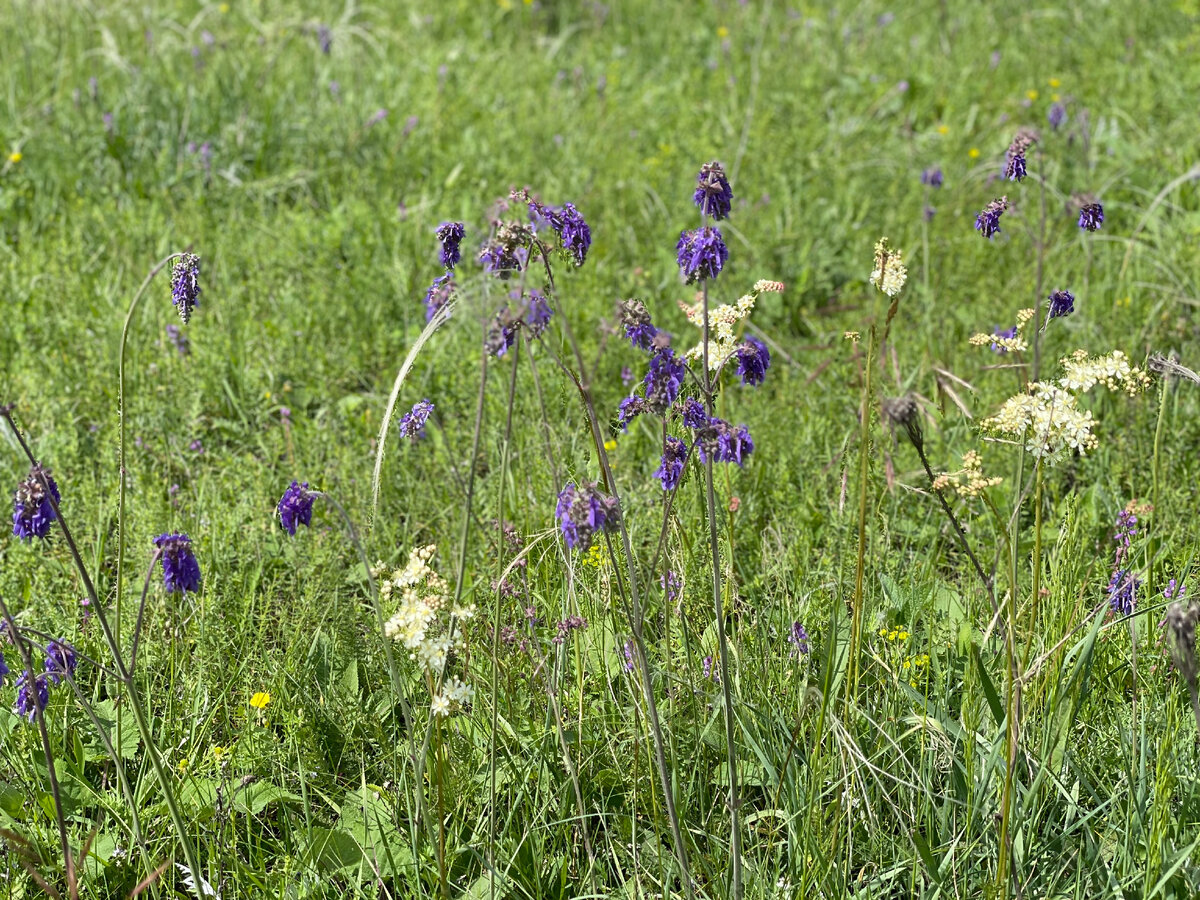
869,237,907,298
377,545,475,717
969,308,1036,353
678,279,784,371
983,382,1097,460
931,450,1003,497
1058,350,1151,395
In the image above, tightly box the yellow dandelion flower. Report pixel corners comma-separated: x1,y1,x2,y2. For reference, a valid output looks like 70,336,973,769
968,147,980,159
898,630,909,641
936,124,949,135
887,630,898,641
1048,78,1061,88
8,151,22,164
603,438,617,452
1026,89,1039,101
250,691,272,710
717,25,730,38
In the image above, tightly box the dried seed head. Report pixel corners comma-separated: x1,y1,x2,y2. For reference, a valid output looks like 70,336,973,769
881,395,923,448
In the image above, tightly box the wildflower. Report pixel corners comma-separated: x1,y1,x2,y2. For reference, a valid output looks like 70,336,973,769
1057,350,1150,395
1047,289,1075,319
555,482,620,550
1113,506,1138,568
316,24,332,54
1165,579,1185,601
869,237,907,297
435,221,466,269
991,325,1019,353
620,366,634,386
277,481,316,535
12,465,61,541
430,693,451,716
694,160,733,220
153,533,202,594
169,253,202,324
654,436,688,490
44,640,77,685
694,418,754,466
1047,102,1067,130
662,570,680,604
366,108,388,127
735,336,771,386
619,299,658,351
547,203,591,266
1108,569,1140,617
14,671,49,722
249,691,272,710
644,348,686,412
702,654,719,682
676,226,728,284
485,306,519,357
8,151,21,164
552,615,588,644
920,167,943,188
622,639,636,672
524,289,554,338
787,621,810,656
1004,130,1036,182
983,382,1096,460
189,439,204,454
424,273,455,322
616,396,650,430
1078,202,1104,232
166,324,190,356
0,653,7,684
975,197,1009,239
681,398,708,429
933,451,1002,497
398,400,434,440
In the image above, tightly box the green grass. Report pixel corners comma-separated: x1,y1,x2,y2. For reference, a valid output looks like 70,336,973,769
4,0,1200,897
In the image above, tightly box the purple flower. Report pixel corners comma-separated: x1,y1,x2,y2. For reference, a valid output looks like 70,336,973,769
44,640,77,685
1113,507,1138,568
552,615,588,645
923,205,936,222
278,481,316,536
1165,579,1185,601
424,273,455,322
153,533,202,594
0,652,8,685
398,400,434,440
786,621,810,656
1078,202,1104,232
662,570,680,604
654,436,688,491
701,654,719,682
485,308,519,357
676,226,728,283
619,299,658,351
1047,289,1075,319
735,336,771,386
547,203,591,267
170,253,202,323
366,108,388,127
644,348,686,412
166,324,190,356
14,671,49,722
920,167,943,188
189,439,204,454
555,481,620,550
695,418,754,466
1047,103,1067,130
616,396,650,430
693,160,733,220
1107,569,1140,617
479,241,526,278
317,24,332,54
12,465,61,541
990,325,1018,353
974,197,1009,239
435,221,466,269
524,289,553,339
621,638,636,672
620,366,634,386
1004,150,1027,182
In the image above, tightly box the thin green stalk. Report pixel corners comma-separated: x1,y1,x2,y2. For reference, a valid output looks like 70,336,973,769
1151,376,1169,590
847,327,875,702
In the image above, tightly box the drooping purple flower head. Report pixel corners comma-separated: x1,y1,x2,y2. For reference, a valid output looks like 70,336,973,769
990,325,1018,353
1004,130,1036,182
787,621,810,656
44,640,78,685
485,307,519,358
616,396,649,431
1113,507,1138,568
676,226,728,283
424,273,455,322
170,253,202,324
547,203,591,267
974,197,1009,239
398,400,434,441
924,205,936,222
316,24,332,54
1078,202,1104,232
695,418,754,466
552,615,588,645
654,436,688,491
277,481,316,536
524,289,554,339
735,336,771,387
1107,569,1140,617
12,465,61,541
693,160,733,220
479,242,524,278
153,532,202,594
681,398,708,430
1047,289,1075,319
920,167,943,188
555,481,620,550
435,221,466,269
619,299,658,351
661,570,680,604
1047,103,1067,131
644,348,686,412
14,671,49,722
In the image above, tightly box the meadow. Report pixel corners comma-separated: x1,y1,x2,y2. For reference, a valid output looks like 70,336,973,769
3,0,1200,897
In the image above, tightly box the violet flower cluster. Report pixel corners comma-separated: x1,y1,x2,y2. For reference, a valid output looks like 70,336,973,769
398,399,434,441
277,481,316,535
153,532,202,594
12,464,60,541
555,482,620,551
170,253,202,324
7,638,78,723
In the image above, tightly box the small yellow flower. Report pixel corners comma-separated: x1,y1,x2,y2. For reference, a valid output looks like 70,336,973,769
968,147,980,159
717,25,730,38
902,660,911,669
603,438,617,452
8,151,22,164
250,691,272,710
878,627,888,637
1051,93,1061,102
177,757,190,773
212,745,229,763
887,630,898,641
1048,77,1061,88
219,2,230,11
935,124,949,135
898,630,909,641
1026,89,1039,101
844,331,861,344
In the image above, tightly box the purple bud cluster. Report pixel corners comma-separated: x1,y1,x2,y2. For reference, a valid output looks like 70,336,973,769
555,482,620,551
12,465,60,541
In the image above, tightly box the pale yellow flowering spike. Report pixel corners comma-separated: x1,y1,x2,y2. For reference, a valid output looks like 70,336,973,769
680,277,780,371
1059,349,1151,396
869,237,907,297
934,450,1003,497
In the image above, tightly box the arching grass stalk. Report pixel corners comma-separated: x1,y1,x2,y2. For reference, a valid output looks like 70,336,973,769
2,407,207,898
699,276,743,899
846,327,875,704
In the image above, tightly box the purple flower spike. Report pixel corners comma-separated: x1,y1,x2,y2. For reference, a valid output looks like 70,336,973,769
920,167,944,188
1078,202,1104,232
693,160,733,220
278,481,316,536
787,621,810,656
676,226,728,283
974,197,1009,239
548,203,591,266
695,418,754,466
170,253,202,324
619,299,658,351
1048,103,1067,130
681,398,708,430
644,348,686,412
44,640,78,685
0,652,8,685
654,436,688,491
424,273,455,322
153,533,202,594
524,289,554,339
1107,569,1140,617
435,221,466,269
14,671,49,722
555,481,620,551
398,400,434,441
12,465,61,541
1047,289,1075,319
735,336,771,387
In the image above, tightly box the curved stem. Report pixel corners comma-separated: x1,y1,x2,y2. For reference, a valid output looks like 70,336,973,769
129,550,163,674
